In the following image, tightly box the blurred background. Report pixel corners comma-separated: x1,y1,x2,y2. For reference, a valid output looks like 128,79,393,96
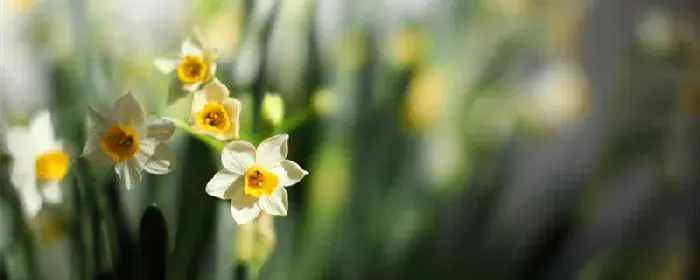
1,0,700,279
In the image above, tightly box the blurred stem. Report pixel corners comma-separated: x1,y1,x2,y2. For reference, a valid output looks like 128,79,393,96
249,262,262,280
274,109,311,135
0,158,39,280
168,118,225,152
251,91,264,143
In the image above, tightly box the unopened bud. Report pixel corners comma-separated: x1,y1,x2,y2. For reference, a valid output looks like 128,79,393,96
261,93,285,127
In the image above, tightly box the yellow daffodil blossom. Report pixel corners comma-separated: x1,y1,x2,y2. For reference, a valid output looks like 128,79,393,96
6,111,68,218
81,92,176,190
206,134,308,225
189,78,241,140
154,32,218,92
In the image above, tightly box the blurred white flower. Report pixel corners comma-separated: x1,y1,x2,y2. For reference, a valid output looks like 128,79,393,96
519,59,590,131
0,4,52,117
636,9,676,56
154,32,218,92
81,93,176,190
189,78,241,140
206,134,308,225
6,111,68,218
91,0,188,55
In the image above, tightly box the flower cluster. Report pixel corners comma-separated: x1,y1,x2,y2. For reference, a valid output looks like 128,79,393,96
5,32,307,226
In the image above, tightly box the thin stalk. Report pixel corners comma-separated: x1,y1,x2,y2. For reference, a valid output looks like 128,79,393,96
168,118,226,152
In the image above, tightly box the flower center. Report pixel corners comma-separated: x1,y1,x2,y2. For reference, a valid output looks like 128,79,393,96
35,150,69,181
176,55,208,84
195,102,231,133
244,165,278,198
100,125,140,162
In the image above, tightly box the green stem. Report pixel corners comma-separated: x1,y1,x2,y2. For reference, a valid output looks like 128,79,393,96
168,117,226,152
248,261,262,280
275,110,312,135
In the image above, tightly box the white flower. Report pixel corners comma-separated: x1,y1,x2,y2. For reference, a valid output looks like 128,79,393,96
206,134,308,224
154,30,218,92
519,59,589,130
6,111,68,218
81,92,176,190
189,78,241,140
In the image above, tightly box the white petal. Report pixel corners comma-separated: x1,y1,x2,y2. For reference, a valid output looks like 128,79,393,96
6,128,33,167
258,187,288,216
142,143,175,175
182,81,202,92
41,181,63,204
181,39,203,57
221,141,255,174
190,89,208,115
87,105,115,133
145,117,175,141
208,61,218,78
114,92,145,126
272,160,308,187
154,58,178,73
20,180,43,218
256,134,289,169
201,78,230,101
115,159,142,190
134,139,156,166
29,111,55,148
230,190,260,225
81,133,113,166
220,98,241,140
192,27,209,49
206,170,243,199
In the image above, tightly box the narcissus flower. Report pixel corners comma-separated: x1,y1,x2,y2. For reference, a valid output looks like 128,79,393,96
189,78,241,140
81,93,176,190
206,134,308,225
6,111,68,218
154,33,218,92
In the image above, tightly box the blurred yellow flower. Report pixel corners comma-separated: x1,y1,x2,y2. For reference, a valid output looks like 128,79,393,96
154,31,218,92
403,67,446,131
206,134,308,225
82,93,176,190
3,0,34,13
261,93,285,127
390,25,427,69
189,78,241,140
6,111,67,218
